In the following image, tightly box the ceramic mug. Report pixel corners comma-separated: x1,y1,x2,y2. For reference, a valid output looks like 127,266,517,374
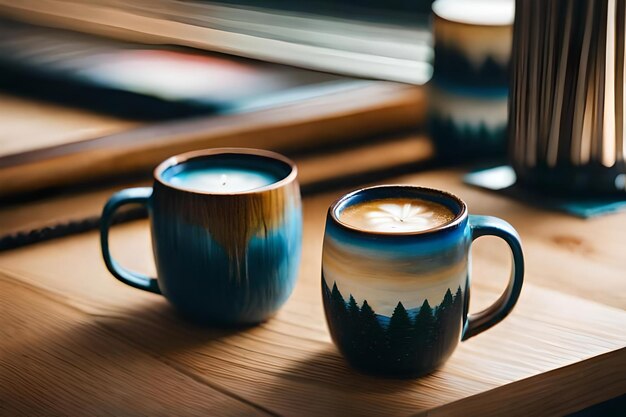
100,148,302,325
322,185,524,377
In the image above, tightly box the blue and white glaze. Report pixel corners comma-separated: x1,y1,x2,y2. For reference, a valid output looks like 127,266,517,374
324,212,469,319
322,185,524,377
151,182,301,325
101,149,302,325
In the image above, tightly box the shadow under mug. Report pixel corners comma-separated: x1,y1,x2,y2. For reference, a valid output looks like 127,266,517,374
322,185,524,377
100,148,302,325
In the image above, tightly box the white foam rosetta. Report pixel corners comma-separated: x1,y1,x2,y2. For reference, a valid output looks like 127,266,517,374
339,199,455,233
365,203,437,232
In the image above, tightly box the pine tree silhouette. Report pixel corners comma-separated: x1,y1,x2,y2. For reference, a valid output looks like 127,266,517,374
331,283,347,311
329,282,348,339
388,302,413,370
348,295,360,323
482,56,508,86
410,298,436,372
451,286,465,339
322,277,332,300
441,289,454,313
434,43,508,87
453,286,463,318
389,302,412,330
360,300,383,338
359,300,386,363
414,299,435,347
346,295,361,354
433,289,455,357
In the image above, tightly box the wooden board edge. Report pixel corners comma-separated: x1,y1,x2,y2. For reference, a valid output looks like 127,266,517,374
418,348,626,417
0,82,425,198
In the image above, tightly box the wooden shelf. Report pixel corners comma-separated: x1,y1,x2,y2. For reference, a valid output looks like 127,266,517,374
0,82,426,199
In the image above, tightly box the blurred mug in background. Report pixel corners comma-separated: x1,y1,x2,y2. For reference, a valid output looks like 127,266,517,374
428,0,514,161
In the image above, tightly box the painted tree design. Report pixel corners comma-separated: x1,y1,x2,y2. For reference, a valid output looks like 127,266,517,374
413,298,435,365
388,302,414,369
322,277,466,375
428,115,508,159
453,286,464,325
359,300,386,361
348,295,360,325
433,288,455,358
347,295,361,353
329,282,348,337
433,44,509,87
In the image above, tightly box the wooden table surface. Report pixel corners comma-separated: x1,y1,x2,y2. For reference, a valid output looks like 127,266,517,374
1,168,625,416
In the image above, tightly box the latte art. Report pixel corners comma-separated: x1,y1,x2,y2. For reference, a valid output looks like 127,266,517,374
339,198,455,233
366,203,439,231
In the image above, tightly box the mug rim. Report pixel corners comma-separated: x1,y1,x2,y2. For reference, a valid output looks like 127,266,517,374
433,11,514,28
153,148,298,196
329,184,468,236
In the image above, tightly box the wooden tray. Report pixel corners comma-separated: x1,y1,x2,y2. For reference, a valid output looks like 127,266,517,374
1,168,624,416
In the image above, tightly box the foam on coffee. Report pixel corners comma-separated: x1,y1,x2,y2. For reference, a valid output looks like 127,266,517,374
338,197,455,233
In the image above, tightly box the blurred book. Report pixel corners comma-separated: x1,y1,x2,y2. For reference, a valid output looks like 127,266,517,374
0,19,362,120
0,0,433,84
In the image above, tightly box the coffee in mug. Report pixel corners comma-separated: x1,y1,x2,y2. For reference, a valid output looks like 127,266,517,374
322,185,524,377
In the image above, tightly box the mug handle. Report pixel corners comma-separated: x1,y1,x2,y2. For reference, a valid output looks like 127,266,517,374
462,215,524,340
100,187,161,294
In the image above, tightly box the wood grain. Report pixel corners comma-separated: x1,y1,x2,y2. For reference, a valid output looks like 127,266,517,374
0,273,269,417
0,82,425,198
0,93,137,157
1,168,625,416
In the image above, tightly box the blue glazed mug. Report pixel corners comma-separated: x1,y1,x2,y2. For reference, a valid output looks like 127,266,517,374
100,148,302,325
322,185,524,377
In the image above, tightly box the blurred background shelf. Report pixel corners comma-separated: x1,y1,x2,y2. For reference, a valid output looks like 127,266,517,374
0,0,433,83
